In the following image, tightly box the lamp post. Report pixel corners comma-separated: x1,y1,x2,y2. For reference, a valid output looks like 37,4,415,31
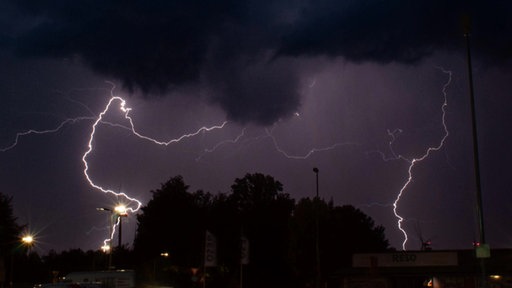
464,18,489,288
98,205,128,249
313,167,320,288
97,205,128,269
10,233,35,287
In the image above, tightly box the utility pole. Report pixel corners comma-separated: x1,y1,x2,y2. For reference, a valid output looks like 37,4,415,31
118,215,122,248
313,167,320,288
463,16,489,288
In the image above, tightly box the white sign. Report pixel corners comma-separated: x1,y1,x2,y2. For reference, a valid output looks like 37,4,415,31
204,230,217,267
353,252,458,267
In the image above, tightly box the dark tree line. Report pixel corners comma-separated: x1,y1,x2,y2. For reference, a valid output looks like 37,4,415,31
0,172,391,288
0,193,22,287
133,173,390,288
0,190,134,286
0,193,49,286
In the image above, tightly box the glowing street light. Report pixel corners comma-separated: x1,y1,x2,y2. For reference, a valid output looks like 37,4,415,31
101,244,111,253
21,234,34,249
21,233,35,256
114,205,128,216
21,235,33,245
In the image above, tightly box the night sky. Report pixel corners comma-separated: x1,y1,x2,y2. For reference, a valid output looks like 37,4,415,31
1,0,512,253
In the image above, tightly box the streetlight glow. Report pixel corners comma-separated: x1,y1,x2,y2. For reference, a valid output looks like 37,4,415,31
115,204,128,216
101,244,111,253
21,235,34,245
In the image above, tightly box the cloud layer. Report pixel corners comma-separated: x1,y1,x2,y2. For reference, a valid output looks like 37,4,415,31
6,0,512,124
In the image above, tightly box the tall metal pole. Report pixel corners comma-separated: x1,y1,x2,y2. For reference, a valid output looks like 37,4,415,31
464,18,488,288
108,211,114,269
464,20,486,247
313,168,320,288
118,215,122,248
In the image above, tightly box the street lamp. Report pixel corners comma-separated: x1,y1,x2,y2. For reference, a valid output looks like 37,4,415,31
21,234,34,255
10,233,35,287
97,205,128,249
114,205,127,215
313,168,319,198
313,167,320,288
21,235,33,246
101,244,111,253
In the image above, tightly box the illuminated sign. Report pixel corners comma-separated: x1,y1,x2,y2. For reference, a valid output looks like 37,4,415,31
353,252,458,267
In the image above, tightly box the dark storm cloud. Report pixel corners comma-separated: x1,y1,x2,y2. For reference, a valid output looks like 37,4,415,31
278,0,512,63
12,0,236,89
7,0,512,124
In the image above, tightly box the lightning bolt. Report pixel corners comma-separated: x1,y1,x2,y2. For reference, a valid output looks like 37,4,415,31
392,67,452,250
265,126,359,160
3,68,453,252
195,128,247,161
1,117,94,152
2,82,229,250
82,83,229,249
91,67,450,251
195,121,358,162
366,128,405,162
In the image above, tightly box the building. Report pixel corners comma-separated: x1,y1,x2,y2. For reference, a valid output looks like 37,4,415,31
335,249,512,288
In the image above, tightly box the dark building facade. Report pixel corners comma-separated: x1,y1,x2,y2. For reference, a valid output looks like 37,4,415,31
334,249,512,288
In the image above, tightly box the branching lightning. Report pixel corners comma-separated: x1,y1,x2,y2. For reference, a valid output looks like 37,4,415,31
366,128,405,162
2,68,453,252
1,83,229,250
195,120,359,161
265,126,359,160
82,84,228,249
391,67,452,250
195,128,247,161
1,117,94,152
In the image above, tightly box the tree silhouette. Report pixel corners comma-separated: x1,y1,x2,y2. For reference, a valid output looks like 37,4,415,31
0,193,23,287
289,198,317,285
132,174,390,288
133,176,213,284
289,198,391,286
6,169,389,288
229,173,295,288
322,204,389,275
